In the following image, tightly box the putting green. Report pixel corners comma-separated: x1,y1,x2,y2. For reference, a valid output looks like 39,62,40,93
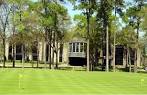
0,68,147,95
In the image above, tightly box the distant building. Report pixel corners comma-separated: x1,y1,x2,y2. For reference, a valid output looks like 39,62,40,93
4,39,142,68
68,37,87,66
5,41,68,64
5,37,87,66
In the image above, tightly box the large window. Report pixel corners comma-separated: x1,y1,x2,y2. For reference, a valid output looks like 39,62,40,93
69,42,86,53
115,47,123,65
16,44,22,53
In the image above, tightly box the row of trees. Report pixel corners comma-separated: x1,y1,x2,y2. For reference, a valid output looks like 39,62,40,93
69,0,147,72
0,0,147,72
0,0,70,69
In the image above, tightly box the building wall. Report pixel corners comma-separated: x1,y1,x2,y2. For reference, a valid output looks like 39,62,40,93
62,43,68,64
6,41,68,63
38,42,43,61
137,48,141,67
5,41,143,68
37,42,69,64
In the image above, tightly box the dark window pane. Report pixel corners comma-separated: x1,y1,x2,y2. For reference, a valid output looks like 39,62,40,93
73,43,75,52
80,43,84,52
76,43,79,52
59,44,63,62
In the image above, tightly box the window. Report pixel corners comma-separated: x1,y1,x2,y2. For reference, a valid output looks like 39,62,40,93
59,44,63,62
76,43,79,52
73,43,75,52
80,43,84,52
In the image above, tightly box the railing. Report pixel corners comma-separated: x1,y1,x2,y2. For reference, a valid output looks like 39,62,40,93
69,52,86,58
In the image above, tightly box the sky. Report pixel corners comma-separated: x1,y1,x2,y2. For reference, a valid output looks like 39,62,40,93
63,2,80,19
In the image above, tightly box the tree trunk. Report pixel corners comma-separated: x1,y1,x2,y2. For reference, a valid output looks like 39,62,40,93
3,38,5,68
113,43,116,72
48,30,52,69
134,49,138,73
55,39,59,69
49,43,51,69
86,5,90,71
135,19,140,72
31,50,34,68
128,48,131,72
36,44,39,68
126,48,128,70
12,4,15,68
21,44,24,68
113,26,116,72
106,25,109,72
87,39,90,71
1,3,10,68
44,42,47,69
52,31,55,69
52,48,54,69
113,0,117,72
12,45,15,67
55,30,58,69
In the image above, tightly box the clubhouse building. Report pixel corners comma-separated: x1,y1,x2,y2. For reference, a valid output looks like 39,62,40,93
3,37,143,68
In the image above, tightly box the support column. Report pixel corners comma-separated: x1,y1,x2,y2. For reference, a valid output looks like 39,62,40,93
5,41,9,60
43,42,46,62
29,52,32,61
38,42,43,61
63,43,68,64
137,48,141,67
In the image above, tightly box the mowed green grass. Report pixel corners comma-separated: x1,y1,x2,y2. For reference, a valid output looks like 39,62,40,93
0,68,147,95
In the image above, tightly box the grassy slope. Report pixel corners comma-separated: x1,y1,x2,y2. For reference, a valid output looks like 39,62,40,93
0,68,147,95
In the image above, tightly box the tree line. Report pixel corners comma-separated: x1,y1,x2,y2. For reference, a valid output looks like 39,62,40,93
0,0,147,72
0,0,70,69
69,0,147,72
